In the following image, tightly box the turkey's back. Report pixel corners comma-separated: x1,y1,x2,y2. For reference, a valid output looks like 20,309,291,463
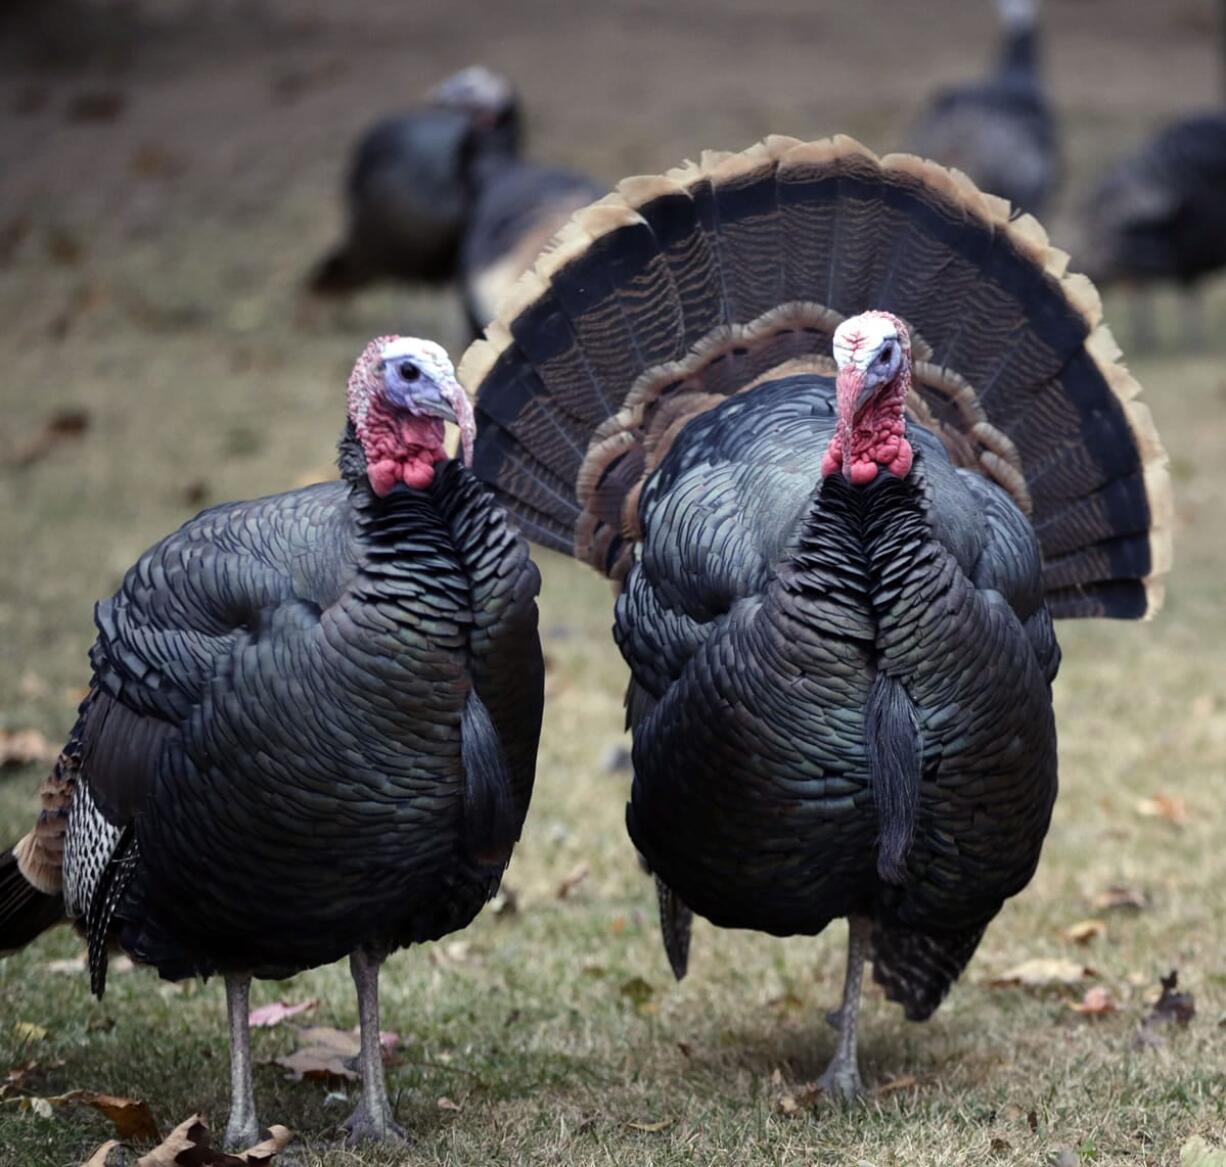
620,375,1059,941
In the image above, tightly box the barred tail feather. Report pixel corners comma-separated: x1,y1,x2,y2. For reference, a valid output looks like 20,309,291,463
463,135,1171,619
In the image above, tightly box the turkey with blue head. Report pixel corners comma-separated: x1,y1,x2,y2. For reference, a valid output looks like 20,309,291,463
0,336,544,1146
463,135,1171,1097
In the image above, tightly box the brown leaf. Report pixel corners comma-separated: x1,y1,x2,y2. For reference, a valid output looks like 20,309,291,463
776,1081,822,1116
266,1026,398,1083
619,976,655,1011
133,1113,293,1166
556,861,590,899
1061,918,1106,945
989,958,1095,989
1,1059,60,1100
1069,986,1117,1016
248,1000,318,1029
874,1073,920,1095
1135,793,1190,825
436,1096,461,1112
1090,885,1148,913
9,409,91,469
1134,969,1196,1049
79,1139,121,1167
65,1090,160,1141
0,729,56,769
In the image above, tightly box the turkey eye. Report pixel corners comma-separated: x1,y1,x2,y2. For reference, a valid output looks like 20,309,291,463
398,361,421,382
878,346,892,364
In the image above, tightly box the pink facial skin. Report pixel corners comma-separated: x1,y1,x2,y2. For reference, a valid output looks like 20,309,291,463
362,399,448,495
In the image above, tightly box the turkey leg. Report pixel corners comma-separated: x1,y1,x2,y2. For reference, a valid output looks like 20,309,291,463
223,974,261,1151
817,915,872,1102
342,947,406,1143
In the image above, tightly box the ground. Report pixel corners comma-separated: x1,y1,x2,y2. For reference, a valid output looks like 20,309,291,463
1,1,1224,1164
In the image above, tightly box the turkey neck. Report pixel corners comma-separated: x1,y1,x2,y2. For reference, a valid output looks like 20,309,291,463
789,454,937,664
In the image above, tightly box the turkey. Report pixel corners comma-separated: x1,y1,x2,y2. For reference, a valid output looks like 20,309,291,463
463,136,1171,1097
1076,111,1226,348
459,156,605,334
905,0,1058,217
309,66,521,295
0,336,544,1146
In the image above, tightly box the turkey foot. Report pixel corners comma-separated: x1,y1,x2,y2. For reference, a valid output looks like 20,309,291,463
341,1098,407,1145
818,915,871,1103
223,974,262,1151
342,947,408,1145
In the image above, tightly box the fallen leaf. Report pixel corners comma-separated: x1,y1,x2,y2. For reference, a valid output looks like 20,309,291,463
1135,794,1190,825
1061,919,1106,945
874,1073,919,1095
1069,986,1117,1016
134,1113,293,1165
989,959,1095,989
9,409,91,469
625,1118,673,1132
267,1026,398,1083
437,1097,461,1112
80,1139,121,1166
990,1137,1012,1155
13,1021,47,1043
1,1059,60,1100
619,976,655,1011
1090,885,1148,913
0,729,55,768
1135,969,1196,1049
1181,1135,1226,1167
248,1000,318,1029
776,1081,822,1116
556,861,590,899
29,1096,54,1119
36,1091,162,1140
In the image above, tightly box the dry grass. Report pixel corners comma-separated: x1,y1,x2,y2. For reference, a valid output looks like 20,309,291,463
3,2,1226,1164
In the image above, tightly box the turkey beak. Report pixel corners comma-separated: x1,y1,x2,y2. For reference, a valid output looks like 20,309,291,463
834,365,866,482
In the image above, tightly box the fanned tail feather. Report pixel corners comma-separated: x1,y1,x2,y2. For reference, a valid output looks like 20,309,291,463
463,135,1171,619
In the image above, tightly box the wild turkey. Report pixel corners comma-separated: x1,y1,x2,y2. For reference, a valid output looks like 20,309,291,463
1077,111,1226,348
905,0,1058,217
0,336,544,1146
460,158,605,334
309,66,520,294
463,136,1171,1096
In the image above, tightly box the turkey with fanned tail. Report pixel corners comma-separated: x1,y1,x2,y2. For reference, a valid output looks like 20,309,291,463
0,336,544,1146
462,135,1171,1097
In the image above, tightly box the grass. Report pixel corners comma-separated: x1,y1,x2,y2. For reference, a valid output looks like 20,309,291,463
3,8,1226,1159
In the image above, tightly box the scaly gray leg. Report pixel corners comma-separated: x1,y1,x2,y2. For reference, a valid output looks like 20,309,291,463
341,947,406,1144
818,915,872,1103
223,974,261,1151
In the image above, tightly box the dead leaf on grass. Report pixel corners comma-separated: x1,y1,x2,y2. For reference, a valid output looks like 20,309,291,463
9,410,91,469
776,1081,822,1116
619,976,655,1012
267,1026,398,1083
248,999,318,1028
13,1021,47,1043
1090,885,1148,913
1,1059,61,1100
1069,986,1117,1016
80,1138,121,1166
133,1113,293,1165
1135,793,1190,825
874,1073,920,1095
1134,969,1196,1049
989,959,1095,989
0,729,56,768
556,861,590,899
437,1096,461,1112
65,1090,160,1140
1181,1135,1226,1167
1061,918,1106,945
